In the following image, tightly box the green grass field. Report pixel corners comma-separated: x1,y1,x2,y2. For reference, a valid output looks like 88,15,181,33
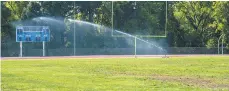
2,56,229,91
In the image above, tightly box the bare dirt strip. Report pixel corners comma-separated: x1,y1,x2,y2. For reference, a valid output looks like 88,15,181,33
112,72,229,89
1,54,229,60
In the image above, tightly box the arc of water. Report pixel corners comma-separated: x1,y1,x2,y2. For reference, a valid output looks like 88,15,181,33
14,17,166,56
68,18,166,55
114,30,163,50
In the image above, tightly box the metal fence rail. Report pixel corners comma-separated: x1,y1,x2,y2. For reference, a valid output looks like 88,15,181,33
2,47,228,57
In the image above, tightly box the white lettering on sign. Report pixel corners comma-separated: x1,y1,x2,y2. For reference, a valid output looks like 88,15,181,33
25,35,31,37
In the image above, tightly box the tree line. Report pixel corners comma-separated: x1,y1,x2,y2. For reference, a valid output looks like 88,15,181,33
1,1,229,56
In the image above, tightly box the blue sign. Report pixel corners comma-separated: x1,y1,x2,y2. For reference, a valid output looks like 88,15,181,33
16,26,50,42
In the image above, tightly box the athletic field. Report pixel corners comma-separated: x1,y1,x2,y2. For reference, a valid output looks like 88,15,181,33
2,55,229,91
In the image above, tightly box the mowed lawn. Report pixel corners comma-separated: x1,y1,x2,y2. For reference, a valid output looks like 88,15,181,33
2,56,229,91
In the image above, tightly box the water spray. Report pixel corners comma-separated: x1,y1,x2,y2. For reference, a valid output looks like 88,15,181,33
67,18,167,58
13,17,167,57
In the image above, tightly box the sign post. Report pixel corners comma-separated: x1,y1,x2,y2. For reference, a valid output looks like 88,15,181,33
218,34,225,55
222,36,224,55
20,42,22,57
43,41,45,56
134,37,137,58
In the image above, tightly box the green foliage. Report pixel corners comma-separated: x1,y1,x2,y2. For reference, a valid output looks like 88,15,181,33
206,38,217,48
1,1,229,56
113,1,166,35
173,2,215,47
4,1,29,20
211,2,229,47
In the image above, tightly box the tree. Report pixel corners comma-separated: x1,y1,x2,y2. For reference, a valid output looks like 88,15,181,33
166,2,186,47
173,1,215,47
112,1,166,36
211,2,229,48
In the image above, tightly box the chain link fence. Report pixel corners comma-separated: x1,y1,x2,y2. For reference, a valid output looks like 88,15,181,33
2,47,228,57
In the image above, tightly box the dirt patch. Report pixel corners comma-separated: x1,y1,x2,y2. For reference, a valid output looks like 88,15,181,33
151,75,209,87
151,75,229,89
113,72,229,89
